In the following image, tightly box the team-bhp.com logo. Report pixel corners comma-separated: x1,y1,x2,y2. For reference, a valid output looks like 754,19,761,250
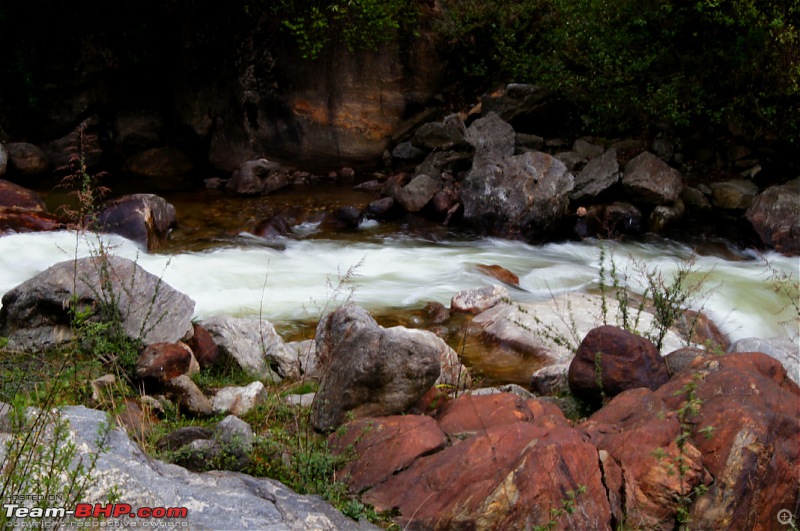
4,503,188,526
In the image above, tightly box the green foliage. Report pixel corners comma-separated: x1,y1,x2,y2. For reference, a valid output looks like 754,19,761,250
272,0,420,59
438,0,800,140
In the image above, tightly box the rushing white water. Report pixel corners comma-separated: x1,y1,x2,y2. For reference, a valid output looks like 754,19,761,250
1,229,797,342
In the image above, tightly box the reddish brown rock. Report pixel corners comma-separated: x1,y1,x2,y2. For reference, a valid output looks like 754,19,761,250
476,263,520,286
581,389,711,530
655,353,800,530
0,180,64,233
364,423,612,530
136,342,194,384
329,415,448,494
186,323,219,370
436,393,534,437
568,325,669,405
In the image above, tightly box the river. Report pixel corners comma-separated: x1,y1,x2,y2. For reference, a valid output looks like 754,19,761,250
0,184,797,382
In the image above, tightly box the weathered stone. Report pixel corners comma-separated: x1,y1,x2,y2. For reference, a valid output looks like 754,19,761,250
311,304,442,432
391,141,426,163
460,149,574,241
410,115,467,151
0,179,47,212
136,342,195,384
284,339,319,379
475,264,520,286
364,423,612,531
727,336,800,385
393,173,441,213
580,389,710,530
664,347,710,376
0,256,194,352
709,179,759,210
5,142,49,175
364,196,395,220
226,159,285,195
123,147,193,178
464,112,516,157
648,199,685,234
0,179,62,234
185,323,219,370
745,179,800,255
568,325,670,405
573,139,605,160
656,353,800,530
166,375,213,416
450,284,509,314
212,381,268,416
572,148,620,202
156,426,214,453
436,393,535,437
329,415,448,494
530,362,570,396
9,406,374,529
622,151,683,205
555,150,585,171
94,193,177,250
681,186,713,214
200,315,289,382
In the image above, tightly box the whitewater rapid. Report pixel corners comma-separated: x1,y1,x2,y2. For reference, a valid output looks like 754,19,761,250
0,229,797,343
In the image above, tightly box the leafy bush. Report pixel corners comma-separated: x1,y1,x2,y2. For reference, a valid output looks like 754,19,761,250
437,0,800,141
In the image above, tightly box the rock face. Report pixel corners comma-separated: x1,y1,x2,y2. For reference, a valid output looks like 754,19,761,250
568,325,670,405
94,193,177,250
0,256,195,352
311,304,444,432
745,179,800,255
0,405,376,530
460,146,574,241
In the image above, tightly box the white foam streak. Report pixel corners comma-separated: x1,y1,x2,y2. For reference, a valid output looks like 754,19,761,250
1,231,797,342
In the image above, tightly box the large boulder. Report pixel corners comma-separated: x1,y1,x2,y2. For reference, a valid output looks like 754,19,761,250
460,149,574,241
709,179,759,210
727,336,799,385
568,325,670,406
0,405,375,530
571,148,620,202
311,304,447,432
410,114,468,152
0,255,195,352
393,173,441,213
622,151,683,205
745,179,800,255
363,421,612,530
93,193,177,250
464,112,516,157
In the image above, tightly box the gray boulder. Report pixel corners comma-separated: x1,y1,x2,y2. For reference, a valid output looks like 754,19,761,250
311,305,444,431
394,173,441,213
200,315,291,382
571,148,619,202
0,256,195,352
0,406,375,530
464,112,516,157
622,151,683,205
460,149,574,240
745,179,800,255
